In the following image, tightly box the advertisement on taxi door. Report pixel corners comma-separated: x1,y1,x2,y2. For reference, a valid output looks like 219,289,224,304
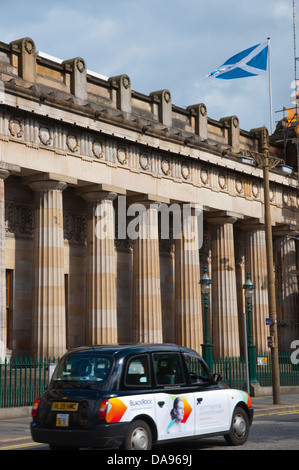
105,392,194,440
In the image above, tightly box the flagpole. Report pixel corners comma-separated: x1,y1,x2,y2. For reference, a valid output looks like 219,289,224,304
293,0,299,180
267,37,274,134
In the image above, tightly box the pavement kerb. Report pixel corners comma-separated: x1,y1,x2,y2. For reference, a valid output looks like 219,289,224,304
253,403,299,416
0,406,31,420
0,437,34,449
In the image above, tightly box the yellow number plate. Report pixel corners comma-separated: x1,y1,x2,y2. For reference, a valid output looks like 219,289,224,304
56,414,69,427
52,402,78,411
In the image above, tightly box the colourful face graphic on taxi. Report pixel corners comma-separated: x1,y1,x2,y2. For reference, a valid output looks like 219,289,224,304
166,397,184,434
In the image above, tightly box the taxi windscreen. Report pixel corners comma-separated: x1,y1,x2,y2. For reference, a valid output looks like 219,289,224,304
52,354,113,384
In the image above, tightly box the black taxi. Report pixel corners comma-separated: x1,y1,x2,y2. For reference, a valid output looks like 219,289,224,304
30,344,253,450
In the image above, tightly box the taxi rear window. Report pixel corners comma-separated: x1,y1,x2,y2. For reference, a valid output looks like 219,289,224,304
52,354,113,383
124,355,150,387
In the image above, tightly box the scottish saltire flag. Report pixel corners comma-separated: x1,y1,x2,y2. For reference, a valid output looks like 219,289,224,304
207,41,268,79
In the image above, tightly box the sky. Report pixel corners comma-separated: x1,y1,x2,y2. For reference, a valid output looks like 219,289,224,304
0,0,297,133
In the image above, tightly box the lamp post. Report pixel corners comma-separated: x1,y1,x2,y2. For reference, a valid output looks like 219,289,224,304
250,127,282,404
243,272,257,386
200,266,213,371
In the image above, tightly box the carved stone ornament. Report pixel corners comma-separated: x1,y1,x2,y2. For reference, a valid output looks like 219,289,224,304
5,202,34,238
76,58,86,73
161,158,171,175
233,116,239,128
269,187,275,202
117,147,128,165
92,140,104,159
9,117,24,138
252,182,260,198
218,173,227,190
67,134,79,152
235,177,243,194
139,153,150,171
181,163,191,180
200,168,209,185
283,191,290,207
122,75,131,89
63,212,87,246
24,38,35,54
235,241,245,266
163,90,171,103
39,126,52,146
200,104,207,116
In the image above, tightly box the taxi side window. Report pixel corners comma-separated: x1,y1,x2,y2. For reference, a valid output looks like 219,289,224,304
184,353,210,384
153,353,184,386
124,355,150,387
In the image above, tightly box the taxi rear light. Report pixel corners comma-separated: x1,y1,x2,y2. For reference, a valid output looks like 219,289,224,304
98,399,108,421
32,397,41,418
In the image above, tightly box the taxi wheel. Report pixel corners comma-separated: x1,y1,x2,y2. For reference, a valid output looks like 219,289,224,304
224,406,250,446
122,420,152,450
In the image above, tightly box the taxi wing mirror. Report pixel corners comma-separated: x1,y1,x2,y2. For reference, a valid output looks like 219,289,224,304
212,373,222,383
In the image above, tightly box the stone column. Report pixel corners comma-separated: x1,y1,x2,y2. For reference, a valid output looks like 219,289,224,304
275,232,299,351
131,200,163,343
82,187,119,345
175,206,203,353
29,180,67,359
234,229,246,357
241,222,269,352
0,170,10,360
208,212,241,357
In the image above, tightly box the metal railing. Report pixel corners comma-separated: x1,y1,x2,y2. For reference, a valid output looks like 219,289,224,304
213,356,248,390
213,351,299,390
0,357,58,408
255,351,299,387
0,352,298,408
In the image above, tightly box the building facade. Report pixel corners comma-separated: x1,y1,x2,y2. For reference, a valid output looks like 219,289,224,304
0,37,298,360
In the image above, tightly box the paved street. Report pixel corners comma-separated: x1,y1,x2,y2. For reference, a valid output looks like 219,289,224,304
167,411,299,450
1,403,299,451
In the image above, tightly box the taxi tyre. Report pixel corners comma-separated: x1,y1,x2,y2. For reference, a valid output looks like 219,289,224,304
224,406,250,446
122,419,153,450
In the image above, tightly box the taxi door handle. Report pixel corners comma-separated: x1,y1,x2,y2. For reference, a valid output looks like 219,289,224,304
158,401,165,408
197,398,203,404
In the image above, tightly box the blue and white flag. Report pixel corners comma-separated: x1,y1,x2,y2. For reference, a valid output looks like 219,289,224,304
207,41,269,79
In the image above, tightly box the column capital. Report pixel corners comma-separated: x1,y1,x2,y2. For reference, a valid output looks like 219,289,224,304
28,180,67,192
77,184,126,202
272,223,299,237
22,172,76,189
127,193,170,207
206,210,243,225
237,217,265,232
0,169,10,181
23,172,78,193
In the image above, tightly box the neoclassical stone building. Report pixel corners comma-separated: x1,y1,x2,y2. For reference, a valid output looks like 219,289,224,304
0,37,298,360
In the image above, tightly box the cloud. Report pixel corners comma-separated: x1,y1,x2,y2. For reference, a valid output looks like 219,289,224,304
0,0,296,131
272,0,291,18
